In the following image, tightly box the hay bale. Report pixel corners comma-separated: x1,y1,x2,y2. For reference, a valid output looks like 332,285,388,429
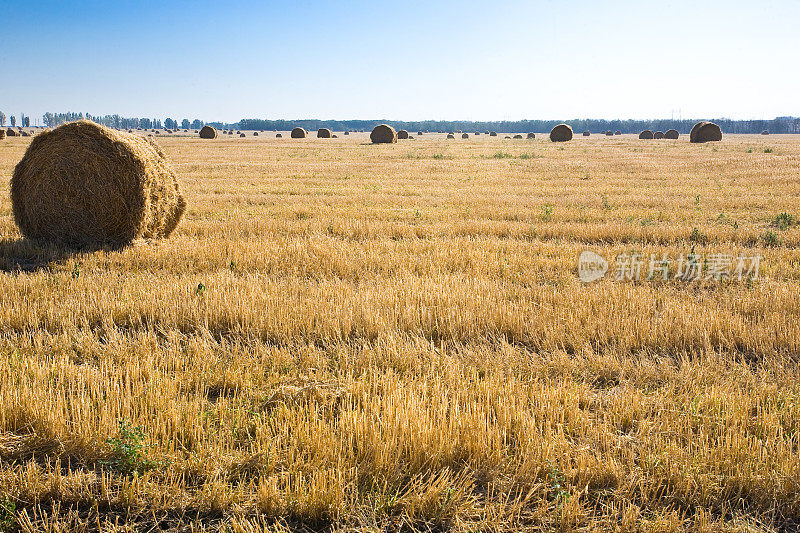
504,136,511,139
446,134,455,139
332,134,338,138
474,132,480,136
489,131,497,137
417,131,423,136
653,131,665,139
761,130,769,135
239,133,246,137
253,132,258,136
11,120,185,247
21,131,30,137
344,131,349,135
526,132,535,139
7,128,18,137
605,131,613,136
370,124,397,144
199,125,217,139
462,133,469,139
513,134,522,139
291,127,307,138
276,133,282,138
397,129,409,139
615,131,621,135
549,124,573,142
639,130,654,139
665,129,679,139
0,130,5,141
317,128,332,138
582,131,590,136
689,121,722,143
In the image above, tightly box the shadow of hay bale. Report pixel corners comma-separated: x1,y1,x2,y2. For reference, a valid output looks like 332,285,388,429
0,238,122,273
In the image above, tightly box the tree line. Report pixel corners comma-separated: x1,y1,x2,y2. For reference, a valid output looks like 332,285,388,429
1,112,798,134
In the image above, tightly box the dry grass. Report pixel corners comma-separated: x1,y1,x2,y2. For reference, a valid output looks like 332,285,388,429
0,132,799,531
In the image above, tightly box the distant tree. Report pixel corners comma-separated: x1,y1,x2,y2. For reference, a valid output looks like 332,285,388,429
191,119,203,129
181,118,190,129
22,115,30,127
0,111,5,126
164,118,176,129
10,115,16,127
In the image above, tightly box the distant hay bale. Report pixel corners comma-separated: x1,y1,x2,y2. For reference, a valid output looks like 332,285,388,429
605,131,613,136
21,131,30,137
11,120,185,247
549,124,573,142
370,124,397,144
0,130,5,140
639,130,654,139
199,125,217,139
276,133,282,138
332,134,338,138
253,132,258,136
484,131,490,135
344,131,350,135
417,131,423,136
665,129,679,139
239,133,246,137
291,127,307,138
526,132,535,139
653,131,665,139
761,130,769,135
583,131,590,136
513,134,522,139
504,136,511,139
317,128,332,138
601,131,607,135
689,121,722,143
462,133,469,139
614,131,621,135
489,131,497,137
397,129,409,139
474,132,480,136
446,134,455,139
7,128,18,137
127,129,133,133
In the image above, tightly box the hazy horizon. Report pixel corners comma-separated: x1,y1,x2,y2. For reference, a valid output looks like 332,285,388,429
3,0,799,123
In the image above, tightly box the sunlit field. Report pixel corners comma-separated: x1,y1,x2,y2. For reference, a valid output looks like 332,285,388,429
1,132,799,532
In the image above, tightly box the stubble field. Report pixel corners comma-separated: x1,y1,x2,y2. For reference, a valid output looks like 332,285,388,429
0,131,799,532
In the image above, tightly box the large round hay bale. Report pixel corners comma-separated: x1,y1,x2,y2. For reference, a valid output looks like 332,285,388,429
526,132,535,139
11,121,186,247
549,124,573,142
397,129,409,139
664,129,679,139
446,133,455,139
7,128,18,137
582,131,590,136
370,124,397,144
689,121,722,143
291,127,307,138
317,128,332,138
489,131,497,137
761,130,769,135
653,131,665,139
462,133,469,139
639,130,654,139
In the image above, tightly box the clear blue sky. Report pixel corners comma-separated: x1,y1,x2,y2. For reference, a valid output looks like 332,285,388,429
2,0,798,124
